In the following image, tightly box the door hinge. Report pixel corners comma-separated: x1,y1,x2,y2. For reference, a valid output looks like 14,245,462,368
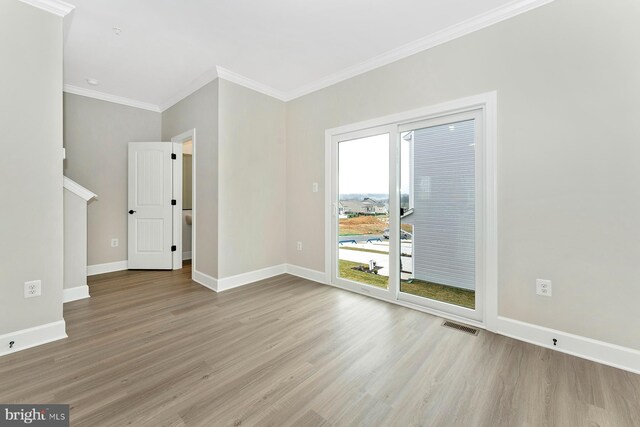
171,199,177,205
171,153,177,160
171,245,177,252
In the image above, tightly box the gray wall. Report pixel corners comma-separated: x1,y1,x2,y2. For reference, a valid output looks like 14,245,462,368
286,0,640,350
218,80,287,278
0,1,64,334
162,80,219,278
64,190,87,290
63,93,161,266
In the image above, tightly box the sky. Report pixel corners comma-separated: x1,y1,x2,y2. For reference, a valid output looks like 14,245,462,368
338,133,410,195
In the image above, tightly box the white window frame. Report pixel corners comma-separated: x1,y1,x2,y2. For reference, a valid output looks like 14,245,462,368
401,130,415,213
397,109,484,322
330,124,398,301
324,92,498,330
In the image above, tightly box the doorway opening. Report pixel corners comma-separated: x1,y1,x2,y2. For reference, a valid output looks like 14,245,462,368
181,139,193,266
172,129,196,276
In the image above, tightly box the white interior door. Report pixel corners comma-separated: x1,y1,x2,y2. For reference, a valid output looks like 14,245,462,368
128,142,174,270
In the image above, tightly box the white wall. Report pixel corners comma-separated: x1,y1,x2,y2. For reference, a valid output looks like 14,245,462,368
285,0,640,350
0,1,64,334
63,190,87,290
217,80,287,278
162,80,219,278
64,93,161,266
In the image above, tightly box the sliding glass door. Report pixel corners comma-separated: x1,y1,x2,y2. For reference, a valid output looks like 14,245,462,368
398,111,483,321
330,107,487,323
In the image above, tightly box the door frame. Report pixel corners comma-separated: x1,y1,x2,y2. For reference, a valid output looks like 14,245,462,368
171,129,196,277
324,92,498,330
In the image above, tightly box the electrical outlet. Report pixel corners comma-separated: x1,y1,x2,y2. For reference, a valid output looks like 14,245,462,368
111,238,119,247
24,280,41,298
297,241,303,251
536,279,552,297
312,183,319,193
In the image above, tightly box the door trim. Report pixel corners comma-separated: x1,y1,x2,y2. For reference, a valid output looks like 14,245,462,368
171,129,197,278
324,92,498,330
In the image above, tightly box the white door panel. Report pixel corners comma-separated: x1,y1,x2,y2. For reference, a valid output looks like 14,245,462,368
128,142,173,270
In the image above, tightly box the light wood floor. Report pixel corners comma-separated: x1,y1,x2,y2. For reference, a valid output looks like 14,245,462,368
1,265,639,426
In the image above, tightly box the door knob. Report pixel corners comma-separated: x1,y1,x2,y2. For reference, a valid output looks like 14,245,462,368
128,210,136,214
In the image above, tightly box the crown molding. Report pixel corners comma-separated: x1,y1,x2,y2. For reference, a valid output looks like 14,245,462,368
63,85,161,113
18,0,74,17
159,66,288,112
158,68,220,112
283,0,555,101
62,0,554,110
216,66,287,102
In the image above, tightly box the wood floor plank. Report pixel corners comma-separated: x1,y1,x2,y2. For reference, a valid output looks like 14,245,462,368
0,264,638,426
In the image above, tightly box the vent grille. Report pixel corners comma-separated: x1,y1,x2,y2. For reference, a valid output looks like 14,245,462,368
442,321,479,336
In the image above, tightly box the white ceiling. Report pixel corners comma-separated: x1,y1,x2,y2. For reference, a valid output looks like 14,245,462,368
62,0,547,110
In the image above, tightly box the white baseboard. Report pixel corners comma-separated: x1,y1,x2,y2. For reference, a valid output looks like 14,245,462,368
192,269,218,291
217,264,287,292
183,251,192,261
63,285,90,303
0,320,67,357
87,260,128,276
285,264,326,284
496,316,640,375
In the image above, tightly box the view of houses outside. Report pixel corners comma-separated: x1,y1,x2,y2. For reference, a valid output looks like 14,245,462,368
338,134,390,289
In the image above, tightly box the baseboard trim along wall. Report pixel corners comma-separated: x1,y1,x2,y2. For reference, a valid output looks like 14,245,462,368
217,264,287,292
63,285,90,303
0,320,67,357
87,260,128,276
193,264,291,293
495,316,640,375
285,264,326,284
183,251,192,261
192,269,218,291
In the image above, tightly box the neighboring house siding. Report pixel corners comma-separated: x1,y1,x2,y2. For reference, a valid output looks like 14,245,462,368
404,120,476,290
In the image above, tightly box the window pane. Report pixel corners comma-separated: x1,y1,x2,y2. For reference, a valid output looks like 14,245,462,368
400,120,476,309
338,134,389,290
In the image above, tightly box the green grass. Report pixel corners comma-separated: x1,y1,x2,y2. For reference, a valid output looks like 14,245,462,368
339,260,388,288
338,260,475,309
400,280,475,309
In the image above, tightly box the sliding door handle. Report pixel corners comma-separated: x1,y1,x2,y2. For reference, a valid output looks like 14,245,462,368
128,210,136,215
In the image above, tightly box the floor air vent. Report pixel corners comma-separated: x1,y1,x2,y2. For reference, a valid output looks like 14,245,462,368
442,321,479,336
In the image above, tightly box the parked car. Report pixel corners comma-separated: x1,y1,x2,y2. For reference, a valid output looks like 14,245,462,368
382,228,412,240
